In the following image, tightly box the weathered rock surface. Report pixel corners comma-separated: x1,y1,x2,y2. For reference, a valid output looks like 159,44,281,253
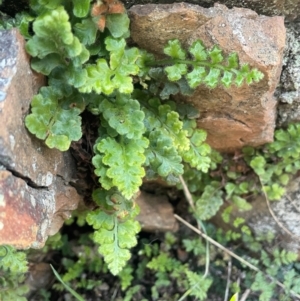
1,0,299,22
129,3,286,152
0,29,81,248
125,0,300,22
136,191,178,232
277,23,300,125
215,177,300,253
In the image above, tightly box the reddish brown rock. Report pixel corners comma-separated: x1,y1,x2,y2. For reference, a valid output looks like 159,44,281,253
0,29,81,248
129,3,286,152
136,191,178,232
0,29,76,185
0,170,80,248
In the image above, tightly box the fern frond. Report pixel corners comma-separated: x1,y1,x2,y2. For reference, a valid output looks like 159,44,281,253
151,39,264,89
86,189,141,275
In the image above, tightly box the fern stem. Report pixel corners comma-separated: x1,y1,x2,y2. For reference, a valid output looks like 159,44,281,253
147,59,238,74
177,288,193,301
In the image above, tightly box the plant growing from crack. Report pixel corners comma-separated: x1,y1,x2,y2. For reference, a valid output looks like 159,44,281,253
21,0,264,276
2,2,300,300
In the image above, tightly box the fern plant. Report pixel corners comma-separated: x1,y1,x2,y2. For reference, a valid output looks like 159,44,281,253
20,0,264,275
0,246,29,301
151,39,263,88
244,123,300,200
250,249,300,301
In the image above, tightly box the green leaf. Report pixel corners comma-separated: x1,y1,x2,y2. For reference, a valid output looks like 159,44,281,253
80,37,140,94
136,50,155,76
0,246,28,273
74,19,97,45
189,40,208,61
250,156,266,176
80,59,114,95
25,87,82,151
25,5,89,66
46,135,71,150
165,64,187,81
186,66,206,88
221,206,233,223
147,253,182,273
227,53,239,69
269,124,300,160
195,184,223,220
181,129,211,172
106,14,130,38
221,71,233,87
105,37,126,65
251,272,275,301
87,210,141,275
118,266,134,290
176,78,195,96
0,245,29,301
160,82,180,99
34,0,62,10
92,155,114,190
208,45,223,63
72,0,91,18
33,6,72,44
66,36,85,58
232,195,252,211
99,94,145,139
26,35,60,58
264,184,285,201
204,68,221,88
50,265,85,301
18,13,35,39
235,71,245,87
238,182,249,193
65,65,88,88
225,182,236,199
141,98,190,152
164,39,186,60
185,270,212,300
145,130,183,178
94,137,149,198
30,54,65,75
177,103,199,119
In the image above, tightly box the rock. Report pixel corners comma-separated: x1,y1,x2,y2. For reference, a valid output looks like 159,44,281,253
0,29,82,248
1,0,300,22
277,24,300,126
125,0,300,22
129,3,286,152
136,191,178,232
215,177,300,253
25,262,52,292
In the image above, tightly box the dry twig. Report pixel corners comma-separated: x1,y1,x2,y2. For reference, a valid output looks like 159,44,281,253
224,258,232,301
174,214,300,299
259,177,300,241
